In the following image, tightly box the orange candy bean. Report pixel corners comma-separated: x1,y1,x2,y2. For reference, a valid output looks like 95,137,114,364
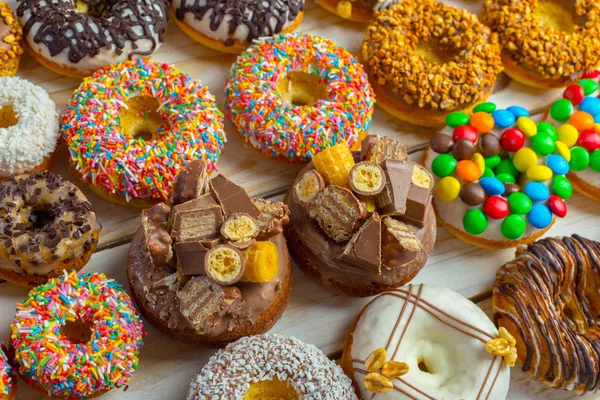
469,112,495,133
456,160,480,182
568,111,594,132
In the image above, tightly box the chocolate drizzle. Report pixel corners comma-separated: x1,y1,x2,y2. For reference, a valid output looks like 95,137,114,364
16,0,168,64
174,0,303,46
493,235,600,394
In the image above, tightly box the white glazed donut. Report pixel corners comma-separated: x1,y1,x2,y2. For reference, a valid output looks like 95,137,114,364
343,284,511,400
0,76,58,177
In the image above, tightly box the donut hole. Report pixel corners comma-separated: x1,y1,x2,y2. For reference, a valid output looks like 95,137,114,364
120,96,166,141
0,105,18,129
74,0,110,18
414,38,455,65
243,378,299,400
277,71,328,107
418,359,432,374
60,318,94,344
535,0,576,33
28,205,56,231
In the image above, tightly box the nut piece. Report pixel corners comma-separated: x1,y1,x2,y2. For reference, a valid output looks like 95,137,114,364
241,241,279,283
204,245,245,285
381,361,409,378
365,348,387,372
336,0,352,18
485,338,511,357
364,372,393,394
306,185,365,242
220,213,259,248
498,327,516,347
177,276,225,334
361,135,408,165
293,169,325,205
141,203,172,269
312,141,355,187
252,197,290,239
411,164,433,189
349,162,386,196
504,346,517,367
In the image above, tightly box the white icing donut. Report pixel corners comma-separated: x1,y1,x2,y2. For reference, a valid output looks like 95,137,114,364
346,284,510,400
0,76,58,176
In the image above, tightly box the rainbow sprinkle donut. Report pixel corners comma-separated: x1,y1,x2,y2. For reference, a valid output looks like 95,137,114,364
0,341,13,398
423,102,572,249
61,59,226,206
11,271,144,399
225,32,375,163
544,71,600,201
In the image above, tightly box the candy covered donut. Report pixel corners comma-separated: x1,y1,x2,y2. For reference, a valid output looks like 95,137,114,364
343,284,513,399
61,59,226,208
225,32,374,163
0,342,14,400
423,102,572,249
16,0,168,78
11,271,145,399
187,334,358,399
543,72,600,200
171,0,304,53
483,0,600,88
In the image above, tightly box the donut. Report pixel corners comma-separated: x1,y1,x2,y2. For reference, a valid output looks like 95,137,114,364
171,0,304,54
342,284,513,399
225,32,375,163
0,76,59,177
16,0,168,78
187,334,358,399
127,161,292,345
542,71,600,201
361,0,502,128
423,102,572,249
285,137,436,297
61,59,226,208
493,235,600,394
482,0,600,89
0,3,23,77
0,171,101,287
0,342,14,400
11,271,144,399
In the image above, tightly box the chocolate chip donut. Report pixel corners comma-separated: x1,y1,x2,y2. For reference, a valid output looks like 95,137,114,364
493,235,600,394
126,161,293,345
0,171,101,287
16,0,168,78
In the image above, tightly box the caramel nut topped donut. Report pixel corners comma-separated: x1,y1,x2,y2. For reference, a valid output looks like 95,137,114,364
0,3,23,77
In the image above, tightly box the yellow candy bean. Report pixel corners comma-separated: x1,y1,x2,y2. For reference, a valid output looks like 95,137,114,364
557,124,579,147
554,141,571,162
472,153,485,177
595,123,600,134
526,165,553,182
517,117,537,137
436,176,460,202
513,148,538,172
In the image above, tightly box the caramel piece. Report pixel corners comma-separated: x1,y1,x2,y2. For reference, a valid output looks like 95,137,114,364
170,160,209,205
241,241,279,283
338,212,382,273
376,160,413,216
293,169,325,205
349,162,386,196
170,195,224,242
382,217,422,269
220,213,259,248
177,276,225,334
209,174,260,218
307,185,364,243
141,202,172,268
252,197,290,239
361,135,408,165
204,245,245,285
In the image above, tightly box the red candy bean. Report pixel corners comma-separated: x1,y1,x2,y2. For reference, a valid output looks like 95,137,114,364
500,128,525,152
483,196,509,219
578,129,600,151
548,195,567,218
563,84,585,105
453,125,478,143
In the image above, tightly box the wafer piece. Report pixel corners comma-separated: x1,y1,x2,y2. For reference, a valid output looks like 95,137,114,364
252,197,290,239
361,135,408,165
177,276,225,334
170,194,224,242
382,217,422,269
307,185,364,242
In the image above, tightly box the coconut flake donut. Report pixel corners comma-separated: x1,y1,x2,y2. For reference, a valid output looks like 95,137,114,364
16,0,168,78
361,0,502,127
423,102,572,249
61,59,226,208
171,0,304,54
482,0,600,89
343,284,514,400
542,71,600,200
225,32,375,163
0,342,14,400
0,76,59,178
187,334,358,399
11,271,145,399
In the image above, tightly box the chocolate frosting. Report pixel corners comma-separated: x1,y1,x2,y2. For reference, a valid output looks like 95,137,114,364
16,0,168,63
493,235,600,394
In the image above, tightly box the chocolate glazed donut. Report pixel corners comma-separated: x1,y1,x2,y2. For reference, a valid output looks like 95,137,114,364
493,235,600,394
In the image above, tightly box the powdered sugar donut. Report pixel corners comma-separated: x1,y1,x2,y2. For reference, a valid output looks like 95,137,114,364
0,76,58,178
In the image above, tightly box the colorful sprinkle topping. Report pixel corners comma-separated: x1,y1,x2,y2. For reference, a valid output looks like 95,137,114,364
0,341,11,396
225,32,374,163
430,102,571,240
61,59,226,202
11,271,145,398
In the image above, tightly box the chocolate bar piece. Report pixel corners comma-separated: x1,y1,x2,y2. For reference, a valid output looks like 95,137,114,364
170,160,209,206
382,217,422,269
338,212,382,273
376,160,413,216
361,135,408,165
170,195,224,242
398,164,433,228
177,276,225,334
209,174,260,218
174,241,210,276
252,197,290,239
141,203,172,269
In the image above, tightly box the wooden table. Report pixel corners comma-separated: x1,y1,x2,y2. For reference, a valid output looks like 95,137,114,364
1,0,598,399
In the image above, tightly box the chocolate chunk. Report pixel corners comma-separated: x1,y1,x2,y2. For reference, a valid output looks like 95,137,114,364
177,276,225,334
430,134,454,154
376,160,413,216
399,186,432,228
209,175,260,218
221,286,244,315
252,197,290,240
479,133,501,156
141,203,173,268
382,217,422,269
338,212,382,273
174,241,210,277
170,160,209,206
460,183,486,206
361,135,408,164
170,195,224,242
452,139,475,161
